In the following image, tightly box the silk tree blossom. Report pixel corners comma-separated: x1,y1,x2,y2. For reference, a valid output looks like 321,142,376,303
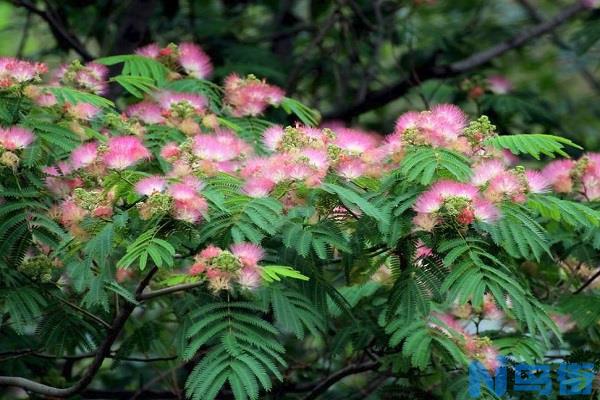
262,125,285,151
487,75,512,94
0,57,46,87
394,104,468,148
190,243,265,292
135,176,167,196
126,101,165,124
192,129,251,161
414,180,498,229
135,43,161,58
336,158,367,179
53,61,108,95
157,91,207,115
224,73,285,117
242,177,276,197
70,142,98,169
66,103,101,121
542,159,575,193
103,136,151,169
230,242,265,267
178,42,213,79
333,128,381,153
0,126,35,150
582,153,600,200
471,159,506,186
525,170,550,194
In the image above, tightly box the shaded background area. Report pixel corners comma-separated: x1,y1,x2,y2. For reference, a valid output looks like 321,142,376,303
0,0,599,149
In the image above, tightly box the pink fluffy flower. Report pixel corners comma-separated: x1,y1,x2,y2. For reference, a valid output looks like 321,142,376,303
224,73,285,117
471,159,506,186
333,128,380,153
487,75,512,94
0,126,34,150
172,196,207,223
237,267,261,290
485,172,522,202
199,245,222,260
71,142,98,169
60,199,87,227
230,242,265,267
67,103,100,121
242,177,276,197
178,42,213,79
525,170,550,194
393,104,467,147
135,176,166,196
192,129,250,161
158,91,207,113
336,158,367,179
542,159,575,193
0,57,46,87
160,142,181,160
103,136,151,169
414,180,478,214
135,43,161,58
126,101,165,124
394,111,421,134
262,125,285,151
473,198,500,222
582,153,600,200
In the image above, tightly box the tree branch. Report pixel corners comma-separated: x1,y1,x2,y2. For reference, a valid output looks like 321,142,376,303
138,281,204,301
324,1,587,120
0,267,159,398
573,267,600,294
10,0,93,60
301,361,380,400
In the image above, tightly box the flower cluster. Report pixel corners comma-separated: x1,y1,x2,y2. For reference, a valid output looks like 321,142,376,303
136,42,213,79
52,60,109,95
189,243,264,292
413,180,499,230
0,57,46,89
224,73,285,117
0,126,35,168
430,311,501,372
543,153,600,200
135,175,207,223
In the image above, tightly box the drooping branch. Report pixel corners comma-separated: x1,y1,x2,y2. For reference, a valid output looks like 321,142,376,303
516,0,600,93
0,267,159,398
324,1,588,121
300,361,380,400
138,281,204,300
10,0,94,61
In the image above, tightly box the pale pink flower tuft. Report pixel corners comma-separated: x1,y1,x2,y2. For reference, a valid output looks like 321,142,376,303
262,125,285,151
199,245,222,259
135,176,167,196
0,126,34,150
71,142,98,169
471,159,506,186
238,267,261,290
525,170,550,194
160,142,181,160
135,43,161,58
126,101,165,124
336,158,367,179
224,73,285,117
473,198,500,222
103,136,151,169
542,160,575,193
230,242,265,267
192,129,251,161
242,177,276,197
333,128,381,153
178,42,213,79
487,75,512,94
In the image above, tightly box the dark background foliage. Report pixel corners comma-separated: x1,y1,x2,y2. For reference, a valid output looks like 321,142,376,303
1,0,599,148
